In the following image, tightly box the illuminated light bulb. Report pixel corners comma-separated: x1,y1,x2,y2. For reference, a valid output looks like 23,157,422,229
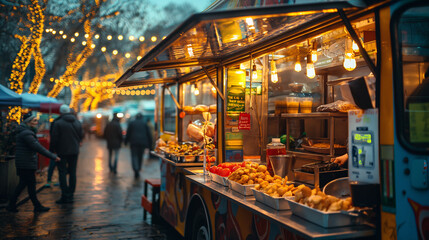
211,86,216,93
82,41,87,46
91,82,95,86
343,52,356,71
112,50,118,55
96,113,102,119
91,44,95,48
101,47,106,52
146,90,150,95
240,63,246,70
129,36,134,41
270,59,278,83
151,89,155,94
137,56,142,60
141,90,145,95
84,34,89,39
121,90,125,95
306,54,316,79
246,17,255,31
55,79,59,83
118,35,123,40
311,50,317,63
45,29,49,33
107,35,112,40
352,40,359,52
95,34,99,39
50,78,54,82
81,86,86,90
136,90,140,95
70,37,75,42
186,44,194,57
294,60,301,72
131,90,135,95
151,36,157,42
162,36,166,40
59,30,63,34
74,32,79,37
194,84,200,96
52,30,56,34
252,63,258,80
74,81,79,85
125,53,131,58
139,36,145,42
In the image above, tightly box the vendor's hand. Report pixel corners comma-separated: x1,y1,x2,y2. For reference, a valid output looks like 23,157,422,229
55,157,61,162
330,153,348,166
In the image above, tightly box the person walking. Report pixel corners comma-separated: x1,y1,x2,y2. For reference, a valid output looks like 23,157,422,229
51,105,83,203
7,112,60,212
125,113,153,178
103,113,123,174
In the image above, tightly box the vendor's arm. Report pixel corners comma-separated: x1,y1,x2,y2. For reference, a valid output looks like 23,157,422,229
331,153,348,166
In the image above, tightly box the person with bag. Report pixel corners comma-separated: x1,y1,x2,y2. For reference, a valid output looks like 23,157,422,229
7,112,60,212
103,113,123,174
125,113,152,178
51,105,83,203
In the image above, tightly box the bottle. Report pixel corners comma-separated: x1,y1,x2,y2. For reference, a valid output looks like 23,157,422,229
266,138,286,175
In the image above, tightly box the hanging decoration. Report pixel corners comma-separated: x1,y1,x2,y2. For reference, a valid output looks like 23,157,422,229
28,0,45,94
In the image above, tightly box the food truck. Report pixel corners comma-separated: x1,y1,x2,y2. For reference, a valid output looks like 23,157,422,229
115,0,429,239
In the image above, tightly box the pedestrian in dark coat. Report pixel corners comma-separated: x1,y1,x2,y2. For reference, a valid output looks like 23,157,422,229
103,113,123,174
51,105,83,203
125,113,153,178
7,112,60,212
45,114,62,187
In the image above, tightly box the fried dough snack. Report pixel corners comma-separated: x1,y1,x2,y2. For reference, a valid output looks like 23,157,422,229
228,162,270,185
254,176,299,198
293,185,354,212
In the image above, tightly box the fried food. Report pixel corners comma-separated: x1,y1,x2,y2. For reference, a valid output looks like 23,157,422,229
293,186,355,212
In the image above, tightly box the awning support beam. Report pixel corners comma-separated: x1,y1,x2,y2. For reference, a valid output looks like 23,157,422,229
338,8,378,76
165,85,182,110
202,66,224,101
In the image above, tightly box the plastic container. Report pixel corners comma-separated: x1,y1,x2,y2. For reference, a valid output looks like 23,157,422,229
266,138,286,174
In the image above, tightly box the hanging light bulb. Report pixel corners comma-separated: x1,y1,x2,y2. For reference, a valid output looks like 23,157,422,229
125,53,131,58
84,34,89,39
186,44,194,57
151,36,157,42
252,61,258,80
246,17,255,30
107,35,112,40
59,30,64,35
70,37,75,42
82,41,87,46
118,35,123,40
74,32,79,37
352,40,359,52
306,54,316,79
211,86,216,93
343,51,356,71
95,34,100,39
270,58,278,83
240,63,246,70
101,47,106,52
295,58,302,72
139,36,145,42
112,50,118,55
194,84,200,96
311,41,318,63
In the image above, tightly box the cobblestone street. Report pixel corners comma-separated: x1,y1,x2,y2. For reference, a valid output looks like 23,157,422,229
0,136,182,240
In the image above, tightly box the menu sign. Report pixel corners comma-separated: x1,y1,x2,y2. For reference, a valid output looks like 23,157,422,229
238,113,251,130
226,85,245,114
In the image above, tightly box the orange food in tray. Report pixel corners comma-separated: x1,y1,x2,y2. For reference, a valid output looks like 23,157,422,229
311,143,345,148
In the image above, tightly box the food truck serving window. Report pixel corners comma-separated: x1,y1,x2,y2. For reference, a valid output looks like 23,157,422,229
393,3,429,153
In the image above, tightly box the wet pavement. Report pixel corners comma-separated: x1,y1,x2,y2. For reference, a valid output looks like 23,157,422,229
0,137,182,240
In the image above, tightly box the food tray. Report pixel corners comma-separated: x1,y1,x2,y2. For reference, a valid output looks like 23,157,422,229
210,173,228,186
228,180,256,196
263,194,291,210
286,199,357,228
251,188,266,203
302,144,347,155
171,155,199,163
301,162,340,173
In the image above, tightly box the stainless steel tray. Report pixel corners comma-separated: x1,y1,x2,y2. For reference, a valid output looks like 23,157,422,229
286,199,357,228
228,180,256,196
263,194,291,210
210,173,228,186
251,188,265,203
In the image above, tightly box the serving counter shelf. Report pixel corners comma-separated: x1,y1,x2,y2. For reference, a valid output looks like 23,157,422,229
151,151,203,167
187,174,375,240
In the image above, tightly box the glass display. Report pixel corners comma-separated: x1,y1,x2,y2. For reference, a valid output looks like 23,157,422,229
397,6,429,148
163,85,177,133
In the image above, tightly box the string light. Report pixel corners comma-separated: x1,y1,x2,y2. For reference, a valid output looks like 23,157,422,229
82,41,87,46
91,44,95,49
311,41,318,63
112,50,118,55
52,30,56,34
139,36,145,42
84,33,89,38
62,34,67,39
71,37,75,42
101,47,106,52
151,36,157,42
352,40,359,52
95,34,99,39
118,35,123,40
137,56,142,60
194,84,199,96
75,32,79,37
343,51,356,71
59,30,64,34
107,35,112,40
129,36,134,41
125,53,131,58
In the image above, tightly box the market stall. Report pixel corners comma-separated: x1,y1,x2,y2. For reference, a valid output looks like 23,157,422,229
116,0,429,239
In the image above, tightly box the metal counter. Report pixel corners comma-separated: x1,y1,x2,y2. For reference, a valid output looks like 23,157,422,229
186,174,376,240
151,151,203,168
